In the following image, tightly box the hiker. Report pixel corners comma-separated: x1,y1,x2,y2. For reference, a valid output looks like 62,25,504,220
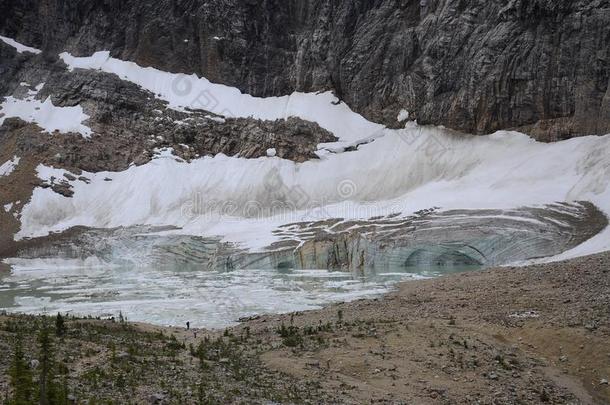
186,321,190,330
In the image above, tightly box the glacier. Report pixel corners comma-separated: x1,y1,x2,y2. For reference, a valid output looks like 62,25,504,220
1,47,609,327
11,51,610,262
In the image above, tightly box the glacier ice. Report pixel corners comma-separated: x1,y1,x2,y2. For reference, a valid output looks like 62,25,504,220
8,51,610,262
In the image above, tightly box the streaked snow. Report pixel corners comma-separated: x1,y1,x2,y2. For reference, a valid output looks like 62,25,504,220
16,129,610,259
0,156,20,177
0,35,41,54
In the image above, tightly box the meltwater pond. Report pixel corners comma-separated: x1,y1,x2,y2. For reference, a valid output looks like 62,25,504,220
0,263,479,328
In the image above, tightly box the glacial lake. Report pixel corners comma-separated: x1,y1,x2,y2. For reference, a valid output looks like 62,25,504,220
0,263,480,328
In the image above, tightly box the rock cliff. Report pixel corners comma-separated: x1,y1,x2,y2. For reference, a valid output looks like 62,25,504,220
2,0,609,140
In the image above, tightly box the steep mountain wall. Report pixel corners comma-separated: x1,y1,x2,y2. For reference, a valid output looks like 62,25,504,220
1,0,609,140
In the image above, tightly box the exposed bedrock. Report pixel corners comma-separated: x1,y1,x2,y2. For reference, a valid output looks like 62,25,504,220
7,203,608,272
0,49,336,173
1,0,609,140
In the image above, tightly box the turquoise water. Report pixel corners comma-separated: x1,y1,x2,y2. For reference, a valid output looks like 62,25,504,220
0,261,482,328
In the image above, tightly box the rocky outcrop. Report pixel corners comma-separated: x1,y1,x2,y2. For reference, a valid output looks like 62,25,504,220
0,48,336,174
2,0,609,140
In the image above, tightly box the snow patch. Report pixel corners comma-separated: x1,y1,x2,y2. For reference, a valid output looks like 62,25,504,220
0,95,92,138
397,109,410,122
0,35,41,54
0,156,20,177
58,51,382,148
266,148,277,157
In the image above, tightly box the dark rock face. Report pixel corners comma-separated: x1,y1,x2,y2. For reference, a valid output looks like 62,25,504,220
2,0,609,140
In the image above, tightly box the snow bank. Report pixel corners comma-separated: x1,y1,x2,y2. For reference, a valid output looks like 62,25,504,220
0,90,92,138
17,128,610,257
0,156,20,177
397,109,410,122
59,51,380,148
0,35,41,54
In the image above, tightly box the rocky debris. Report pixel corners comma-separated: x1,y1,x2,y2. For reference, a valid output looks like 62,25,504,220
35,174,74,198
149,393,166,403
255,251,610,404
116,351,129,360
585,320,600,331
1,0,608,139
50,180,73,198
42,66,336,163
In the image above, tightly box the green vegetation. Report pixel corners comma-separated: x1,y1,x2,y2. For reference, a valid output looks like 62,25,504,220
5,315,69,404
7,332,34,405
274,318,337,350
276,323,304,348
54,313,66,338
0,313,325,403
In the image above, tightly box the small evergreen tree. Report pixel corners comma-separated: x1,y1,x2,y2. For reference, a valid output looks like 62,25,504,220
38,325,52,405
8,335,34,405
37,324,64,405
54,313,66,337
